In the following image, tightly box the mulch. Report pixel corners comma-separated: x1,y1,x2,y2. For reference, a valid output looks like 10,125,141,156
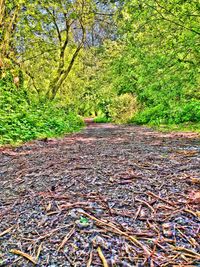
0,123,199,266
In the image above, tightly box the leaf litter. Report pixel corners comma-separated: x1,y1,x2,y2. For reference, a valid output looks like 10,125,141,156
0,121,199,266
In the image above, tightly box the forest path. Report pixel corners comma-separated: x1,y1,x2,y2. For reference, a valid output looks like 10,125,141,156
0,123,200,266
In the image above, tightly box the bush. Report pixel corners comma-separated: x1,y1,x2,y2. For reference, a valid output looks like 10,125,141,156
93,116,111,123
173,101,200,123
131,100,200,125
108,94,138,123
0,74,84,145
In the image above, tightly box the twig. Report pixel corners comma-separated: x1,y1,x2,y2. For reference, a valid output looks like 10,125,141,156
170,245,200,258
134,205,142,221
147,191,175,206
98,193,113,216
57,226,75,251
136,198,155,213
36,225,71,241
81,211,151,256
97,247,109,267
10,249,37,265
59,202,90,210
184,209,200,218
86,248,93,267
0,226,13,237
36,242,43,260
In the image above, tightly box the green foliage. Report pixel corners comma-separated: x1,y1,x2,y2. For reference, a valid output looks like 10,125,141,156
108,93,138,123
131,100,200,125
99,0,200,127
155,122,200,133
79,217,89,224
0,75,84,145
93,116,111,123
1,0,199,140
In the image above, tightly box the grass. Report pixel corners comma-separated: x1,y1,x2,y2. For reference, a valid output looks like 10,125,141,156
93,116,112,123
151,122,200,134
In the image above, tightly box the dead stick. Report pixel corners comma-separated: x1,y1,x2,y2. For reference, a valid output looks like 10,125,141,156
36,242,43,260
136,198,155,213
97,247,109,267
10,249,37,265
0,226,13,237
147,191,175,206
134,205,142,221
87,248,93,267
170,246,200,258
57,226,75,251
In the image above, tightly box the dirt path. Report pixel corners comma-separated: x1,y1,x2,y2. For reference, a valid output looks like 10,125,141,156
0,123,199,266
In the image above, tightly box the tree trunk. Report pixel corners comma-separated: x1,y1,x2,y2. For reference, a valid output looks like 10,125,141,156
47,45,83,100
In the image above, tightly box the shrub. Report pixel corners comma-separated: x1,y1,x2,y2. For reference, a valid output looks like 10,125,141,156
93,116,111,123
0,74,84,145
131,100,200,125
108,93,138,123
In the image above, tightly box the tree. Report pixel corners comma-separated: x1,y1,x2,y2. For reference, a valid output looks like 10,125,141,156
0,0,23,74
96,0,200,123
13,0,118,100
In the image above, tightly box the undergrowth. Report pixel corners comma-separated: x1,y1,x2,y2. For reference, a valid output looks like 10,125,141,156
130,100,200,131
93,116,111,123
153,122,200,133
0,74,84,145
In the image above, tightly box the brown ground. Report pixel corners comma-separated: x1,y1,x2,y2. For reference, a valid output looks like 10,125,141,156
0,122,200,266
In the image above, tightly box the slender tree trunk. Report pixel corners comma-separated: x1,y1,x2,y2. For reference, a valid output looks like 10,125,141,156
0,0,5,71
47,45,83,100
0,2,20,70
46,16,86,100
